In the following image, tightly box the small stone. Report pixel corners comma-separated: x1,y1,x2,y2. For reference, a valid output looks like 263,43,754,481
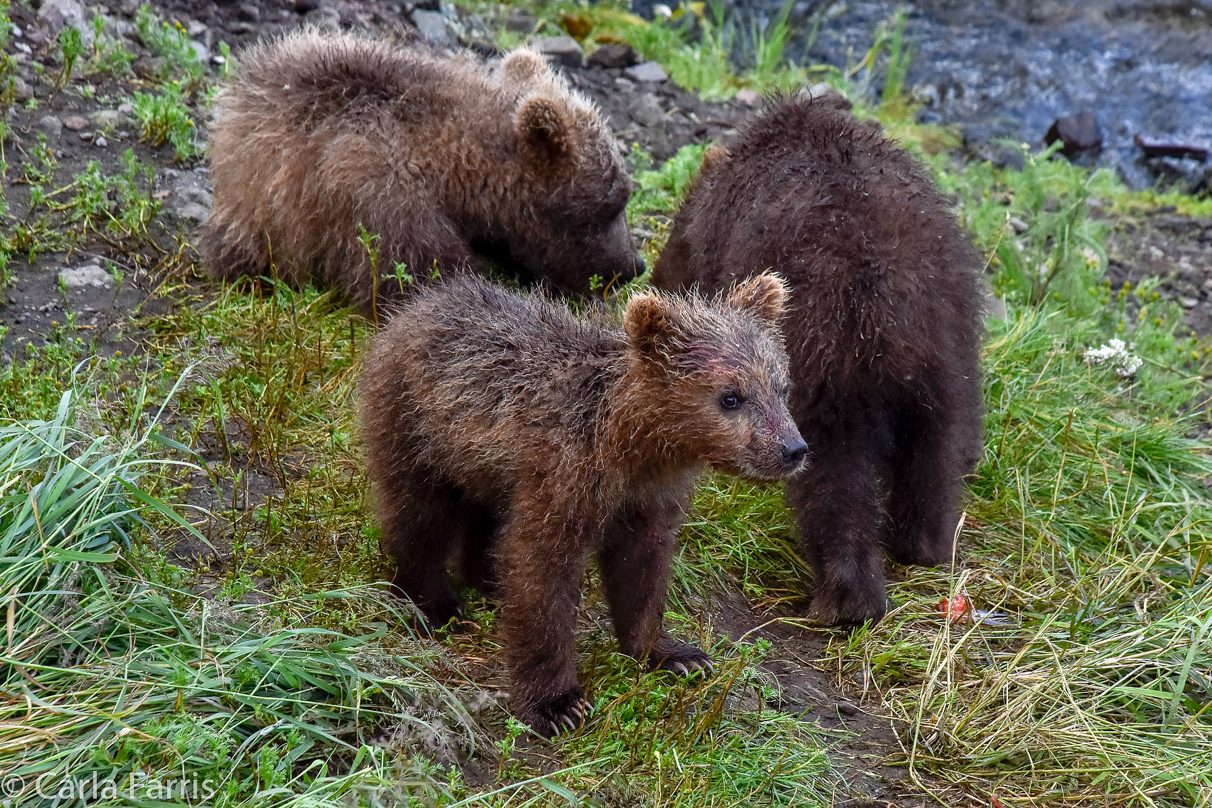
238,3,261,23
189,41,210,64
95,135,107,148
411,9,450,46
624,60,667,83
804,81,850,109
836,702,859,717
12,77,32,102
78,130,92,140
63,115,89,131
186,19,208,37
133,55,167,81
1181,297,1199,309
36,115,63,136
37,0,87,38
1202,278,1212,292
90,109,131,129
1045,111,1102,159
734,88,761,108
60,264,113,289
587,43,639,70
304,6,341,30
627,93,665,127
117,102,134,115
1008,216,1029,234
532,36,583,69
504,10,537,32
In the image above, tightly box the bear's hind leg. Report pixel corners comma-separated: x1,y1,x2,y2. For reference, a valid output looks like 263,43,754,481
598,496,712,676
883,379,980,568
378,468,475,630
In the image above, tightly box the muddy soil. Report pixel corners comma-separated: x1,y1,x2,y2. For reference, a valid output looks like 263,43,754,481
2,2,1209,806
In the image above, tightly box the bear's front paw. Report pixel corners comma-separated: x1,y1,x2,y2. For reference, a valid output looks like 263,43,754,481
522,688,589,738
647,637,715,678
808,582,890,626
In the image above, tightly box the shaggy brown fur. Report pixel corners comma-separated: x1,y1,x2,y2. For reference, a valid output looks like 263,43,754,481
360,272,806,735
652,95,984,626
200,31,641,316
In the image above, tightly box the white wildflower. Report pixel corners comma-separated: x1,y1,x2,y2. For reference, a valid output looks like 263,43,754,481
653,3,673,19
1086,338,1143,378
1081,247,1101,270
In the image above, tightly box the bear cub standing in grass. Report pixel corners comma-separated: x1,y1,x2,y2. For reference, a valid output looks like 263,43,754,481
653,95,984,626
200,31,642,316
361,273,807,736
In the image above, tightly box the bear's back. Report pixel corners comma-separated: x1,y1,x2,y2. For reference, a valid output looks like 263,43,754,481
374,275,625,478
656,96,982,384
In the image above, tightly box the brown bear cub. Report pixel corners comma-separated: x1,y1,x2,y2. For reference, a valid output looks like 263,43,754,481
361,272,806,735
652,95,984,626
200,31,642,316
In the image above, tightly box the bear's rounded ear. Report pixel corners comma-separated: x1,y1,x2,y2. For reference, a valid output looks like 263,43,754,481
726,272,787,325
516,95,573,163
624,291,681,358
501,49,548,84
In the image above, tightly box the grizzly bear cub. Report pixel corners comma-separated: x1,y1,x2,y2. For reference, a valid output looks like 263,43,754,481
652,95,984,626
361,272,806,735
200,31,642,316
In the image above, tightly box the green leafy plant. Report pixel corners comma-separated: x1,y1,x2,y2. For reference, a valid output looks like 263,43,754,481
130,83,198,160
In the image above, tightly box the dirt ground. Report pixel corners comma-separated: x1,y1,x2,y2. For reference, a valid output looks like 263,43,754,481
2,1,1209,806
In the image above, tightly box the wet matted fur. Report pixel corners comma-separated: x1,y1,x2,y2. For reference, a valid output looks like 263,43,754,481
360,273,807,735
652,95,984,626
201,31,641,316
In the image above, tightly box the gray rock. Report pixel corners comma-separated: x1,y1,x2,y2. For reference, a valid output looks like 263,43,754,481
624,61,668,83
12,77,32,102
237,3,262,23
186,19,208,37
1181,297,1200,309
734,88,761,109
37,0,89,40
303,6,341,30
587,42,638,70
504,10,537,32
36,115,63,136
627,93,665,127
63,115,89,131
160,167,214,224
983,284,1007,322
804,82,850,109
189,40,210,64
1045,111,1102,159
411,9,450,46
532,36,583,68
90,108,131,129
60,264,113,289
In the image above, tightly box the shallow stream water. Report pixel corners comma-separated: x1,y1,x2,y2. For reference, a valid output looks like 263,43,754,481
638,0,1212,189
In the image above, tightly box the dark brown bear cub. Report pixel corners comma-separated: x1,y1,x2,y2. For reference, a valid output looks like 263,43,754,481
201,31,641,316
361,273,806,735
652,95,984,626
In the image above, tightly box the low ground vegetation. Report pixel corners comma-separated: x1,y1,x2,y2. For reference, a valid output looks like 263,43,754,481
1,1,1209,806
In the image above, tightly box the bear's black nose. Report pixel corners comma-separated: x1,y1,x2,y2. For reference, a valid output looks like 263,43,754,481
780,438,808,466
633,252,647,277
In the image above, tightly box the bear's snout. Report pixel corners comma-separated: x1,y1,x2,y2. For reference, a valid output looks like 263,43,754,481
632,252,647,278
780,437,808,469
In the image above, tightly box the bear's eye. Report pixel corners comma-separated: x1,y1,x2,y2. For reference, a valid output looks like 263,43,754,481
719,392,742,410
